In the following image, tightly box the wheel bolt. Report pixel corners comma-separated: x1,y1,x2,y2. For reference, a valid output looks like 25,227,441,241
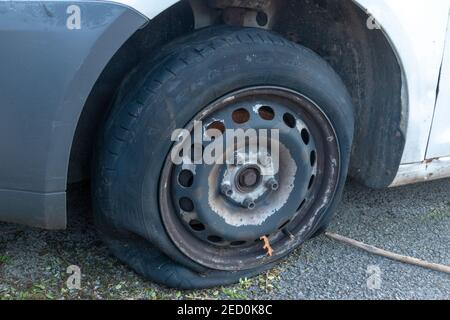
242,198,256,210
266,178,279,191
221,184,233,197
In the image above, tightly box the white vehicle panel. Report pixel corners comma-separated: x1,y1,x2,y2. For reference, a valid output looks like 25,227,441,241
391,156,450,186
356,0,449,164
113,0,179,20
427,15,450,159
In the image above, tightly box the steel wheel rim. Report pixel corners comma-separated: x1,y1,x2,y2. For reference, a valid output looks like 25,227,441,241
159,86,340,271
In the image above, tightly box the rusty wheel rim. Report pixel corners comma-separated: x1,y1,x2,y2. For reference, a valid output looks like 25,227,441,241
159,87,340,271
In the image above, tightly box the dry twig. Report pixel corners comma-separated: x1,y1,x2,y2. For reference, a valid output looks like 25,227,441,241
325,232,450,275
260,236,274,257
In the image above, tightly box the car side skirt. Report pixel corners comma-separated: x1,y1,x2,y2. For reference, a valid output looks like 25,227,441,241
390,157,450,187
0,190,66,229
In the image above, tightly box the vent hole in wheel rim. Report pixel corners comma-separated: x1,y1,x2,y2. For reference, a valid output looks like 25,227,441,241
189,220,205,232
258,106,275,120
179,197,194,212
310,150,316,167
207,235,223,243
206,121,226,138
308,175,315,189
301,129,310,145
283,113,296,128
178,170,194,188
232,108,250,124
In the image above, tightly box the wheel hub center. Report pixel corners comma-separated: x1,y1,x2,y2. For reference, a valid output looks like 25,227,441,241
220,149,278,209
238,167,261,189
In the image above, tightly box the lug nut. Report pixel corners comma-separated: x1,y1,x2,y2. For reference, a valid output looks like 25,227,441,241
221,184,233,197
266,178,279,191
242,198,256,210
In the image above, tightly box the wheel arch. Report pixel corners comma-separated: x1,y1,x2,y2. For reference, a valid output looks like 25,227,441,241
69,0,408,189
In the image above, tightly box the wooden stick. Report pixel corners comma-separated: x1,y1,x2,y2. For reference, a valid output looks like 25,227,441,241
325,232,450,275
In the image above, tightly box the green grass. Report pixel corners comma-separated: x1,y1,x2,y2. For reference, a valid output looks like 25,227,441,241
0,255,10,265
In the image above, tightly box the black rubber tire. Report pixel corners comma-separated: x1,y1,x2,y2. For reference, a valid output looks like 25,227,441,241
93,26,354,289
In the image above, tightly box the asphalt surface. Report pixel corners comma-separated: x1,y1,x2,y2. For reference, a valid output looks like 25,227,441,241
0,179,449,300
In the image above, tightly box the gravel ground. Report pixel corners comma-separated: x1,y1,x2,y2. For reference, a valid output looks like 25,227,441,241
0,179,449,300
